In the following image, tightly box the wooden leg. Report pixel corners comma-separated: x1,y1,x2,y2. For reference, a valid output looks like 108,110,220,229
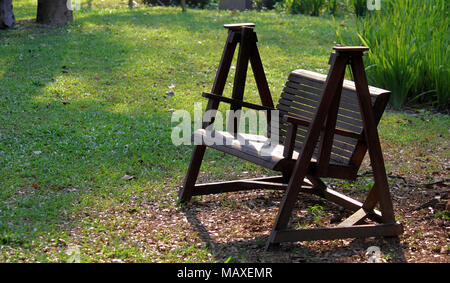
178,145,206,203
249,40,274,109
203,29,237,129
266,53,349,248
227,27,253,133
190,176,287,196
179,29,240,203
351,56,395,224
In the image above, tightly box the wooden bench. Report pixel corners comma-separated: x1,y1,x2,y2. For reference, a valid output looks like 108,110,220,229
178,24,403,249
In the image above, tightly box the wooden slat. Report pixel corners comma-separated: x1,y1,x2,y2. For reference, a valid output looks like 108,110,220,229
224,23,255,30
281,90,320,107
277,127,352,166
287,78,378,120
289,69,391,97
209,142,278,169
284,81,363,112
280,91,364,123
336,113,363,131
277,101,315,120
333,46,369,52
330,144,354,159
279,97,316,115
278,123,358,151
278,102,363,134
337,208,369,227
280,115,362,141
333,137,358,153
287,76,362,107
284,82,365,115
283,83,322,102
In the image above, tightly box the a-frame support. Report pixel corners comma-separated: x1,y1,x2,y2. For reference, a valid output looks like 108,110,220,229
179,23,274,203
266,46,402,248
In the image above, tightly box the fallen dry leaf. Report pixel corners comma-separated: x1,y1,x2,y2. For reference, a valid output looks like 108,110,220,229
121,175,134,181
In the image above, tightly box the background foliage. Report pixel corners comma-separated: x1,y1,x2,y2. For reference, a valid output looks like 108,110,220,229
336,0,449,108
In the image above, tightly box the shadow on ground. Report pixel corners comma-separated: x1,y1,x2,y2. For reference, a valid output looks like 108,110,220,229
181,188,409,263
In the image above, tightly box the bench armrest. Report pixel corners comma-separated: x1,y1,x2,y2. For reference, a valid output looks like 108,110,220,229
281,114,365,160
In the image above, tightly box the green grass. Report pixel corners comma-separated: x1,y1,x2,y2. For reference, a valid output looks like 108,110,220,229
0,1,448,262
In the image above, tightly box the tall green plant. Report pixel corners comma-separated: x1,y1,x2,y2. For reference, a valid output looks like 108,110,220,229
336,0,449,108
310,0,326,16
327,0,338,15
352,0,366,17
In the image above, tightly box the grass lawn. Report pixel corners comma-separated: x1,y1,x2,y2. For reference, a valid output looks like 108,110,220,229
0,1,448,262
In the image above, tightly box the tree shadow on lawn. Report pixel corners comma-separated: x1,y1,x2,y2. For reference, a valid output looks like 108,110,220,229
182,190,408,263
0,8,408,262
78,7,334,60
0,13,269,261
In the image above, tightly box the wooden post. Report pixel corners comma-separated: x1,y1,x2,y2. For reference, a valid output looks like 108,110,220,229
269,52,349,239
179,23,274,203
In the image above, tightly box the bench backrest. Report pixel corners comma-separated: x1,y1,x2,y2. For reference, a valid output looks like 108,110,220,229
274,69,390,172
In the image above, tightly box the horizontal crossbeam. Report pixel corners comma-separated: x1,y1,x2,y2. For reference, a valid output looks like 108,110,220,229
202,92,275,112
271,222,403,243
191,176,287,196
303,182,383,223
191,175,384,223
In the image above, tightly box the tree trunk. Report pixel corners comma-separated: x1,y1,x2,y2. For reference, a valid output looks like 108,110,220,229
36,0,73,25
0,0,15,29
